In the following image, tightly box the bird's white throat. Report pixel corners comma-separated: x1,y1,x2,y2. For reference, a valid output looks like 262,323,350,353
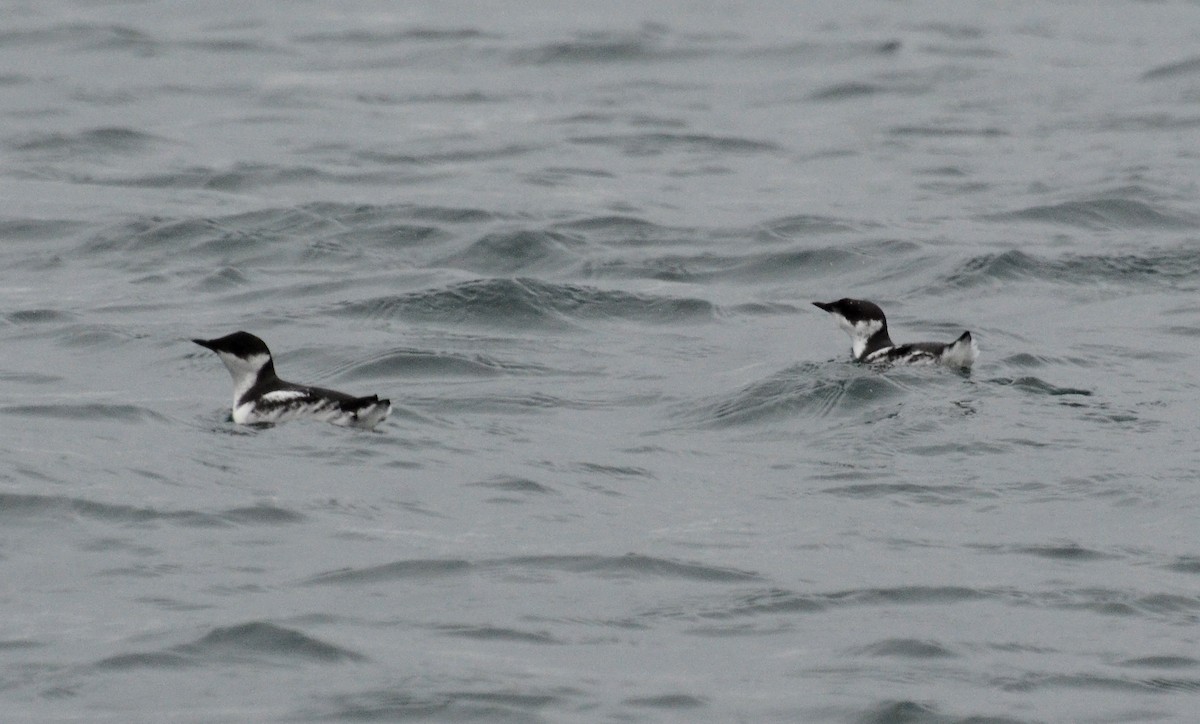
215,351,271,405
830,313,885,359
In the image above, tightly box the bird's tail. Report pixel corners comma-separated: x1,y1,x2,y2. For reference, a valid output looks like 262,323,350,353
943,331,979,369
347,396,391,429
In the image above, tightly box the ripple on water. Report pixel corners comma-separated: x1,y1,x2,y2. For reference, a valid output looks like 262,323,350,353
999,352,1079,368
331,277,716,329
854,638,959,659
302,554,763,586
754,213,864,238
583,246,861,283
986,376,1092,397
192,266,250,292
1164,556,1200,575
10,126,164,157
0,493,304,528
467,476,558,495
682,584,1200,639
329,348,551,381
78,203,491,268
623,694,708,709
807,81,888,101
941,246,1200,289
4,308,77,324
511,29,705,65
683,585,993,623
94,621,365,670
682,363,908,427
985,197,1200,230
295,27,493,45
438,229,587,274
1142,55,1200,81
1010,544,1119,562
584,234,919,283
819,482,984,505
0,402,168,423
568,132,781,156
433,625,561,645
854,700,1031,724
306,688,563,723
0,218,86,241
551,214,679,244
1000,671,1200,695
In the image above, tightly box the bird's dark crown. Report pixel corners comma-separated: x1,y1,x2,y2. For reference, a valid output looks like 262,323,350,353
812,298,887,324
193,330,272,359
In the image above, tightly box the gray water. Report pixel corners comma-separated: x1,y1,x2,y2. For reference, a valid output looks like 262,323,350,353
3,1,1200,722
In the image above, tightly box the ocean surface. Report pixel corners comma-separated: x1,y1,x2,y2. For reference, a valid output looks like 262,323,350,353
2,1,1200,721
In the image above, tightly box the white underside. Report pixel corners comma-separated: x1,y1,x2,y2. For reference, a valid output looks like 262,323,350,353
863,336,979,369
838,317,882,360
233,398,392,429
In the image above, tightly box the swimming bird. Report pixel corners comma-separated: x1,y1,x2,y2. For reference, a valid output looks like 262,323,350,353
194,331,391,429
813,298,978,369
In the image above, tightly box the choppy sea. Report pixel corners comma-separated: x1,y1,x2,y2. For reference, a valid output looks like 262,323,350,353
3,1,1200,722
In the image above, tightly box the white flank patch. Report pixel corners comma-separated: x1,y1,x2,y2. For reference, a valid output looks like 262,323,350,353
260,390,308,403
